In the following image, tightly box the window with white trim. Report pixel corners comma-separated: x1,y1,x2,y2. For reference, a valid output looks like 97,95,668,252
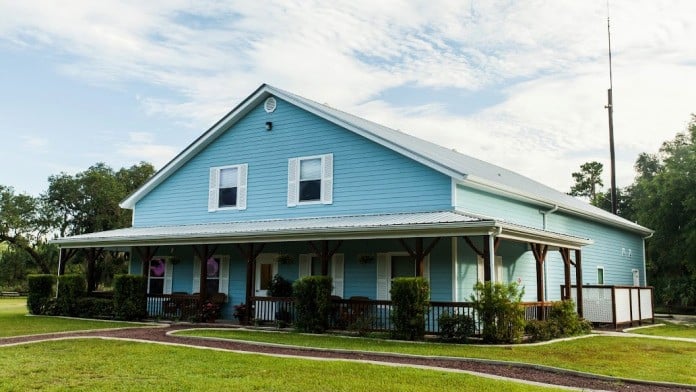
192,255,230,297
287,154,333,206
208,164,247,211
148,257,172,294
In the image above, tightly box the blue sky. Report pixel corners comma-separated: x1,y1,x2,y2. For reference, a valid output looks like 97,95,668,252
1,1,695,196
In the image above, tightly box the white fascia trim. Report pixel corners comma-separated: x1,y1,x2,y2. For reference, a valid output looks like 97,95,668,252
459,176,653,235
120,87,271,209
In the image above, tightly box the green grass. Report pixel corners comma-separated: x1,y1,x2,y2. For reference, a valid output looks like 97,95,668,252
630,321,696,339
175,329,696,385
0,339,566,392
0,297,149,337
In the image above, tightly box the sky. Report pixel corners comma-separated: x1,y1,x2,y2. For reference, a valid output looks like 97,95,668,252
1,1,695,197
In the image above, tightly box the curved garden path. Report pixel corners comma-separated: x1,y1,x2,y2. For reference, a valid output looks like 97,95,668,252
1,325,694,392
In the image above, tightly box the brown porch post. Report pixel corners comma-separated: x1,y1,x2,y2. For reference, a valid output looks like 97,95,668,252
575,249,584,318
236,243,266,324
135,246,159,277
321,240,329,276
559,248,572,300
415,238,424,277
192,244,219,300
482,235,491,282
530,243,548,320
85,248,103,293
398,237,441,278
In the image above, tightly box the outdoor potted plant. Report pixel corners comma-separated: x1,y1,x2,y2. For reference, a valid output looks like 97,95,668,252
276,254,294,264
199,300,221,323
233,303,249,324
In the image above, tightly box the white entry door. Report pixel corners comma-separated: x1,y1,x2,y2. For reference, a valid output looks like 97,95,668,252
255,253,278,297
632,269,640,287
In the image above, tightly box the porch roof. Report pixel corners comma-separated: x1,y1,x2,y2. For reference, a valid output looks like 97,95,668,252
51,210,592,249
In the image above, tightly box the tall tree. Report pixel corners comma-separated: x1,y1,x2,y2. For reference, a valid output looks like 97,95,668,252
632,116,696,308
44,161,155,237
569,161,605,206
0,186,55,273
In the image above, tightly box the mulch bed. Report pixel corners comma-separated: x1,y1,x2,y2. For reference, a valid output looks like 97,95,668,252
2,326,693,392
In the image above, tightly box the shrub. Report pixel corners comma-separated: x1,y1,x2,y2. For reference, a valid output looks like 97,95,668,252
525,300,592,342
471,281,525,344
76,297,114,319
113,275,147,321
438,312,476,343
268,274,293,297
390,277,430,341
56,274,86,316
292,276,333,333
27,274,54,315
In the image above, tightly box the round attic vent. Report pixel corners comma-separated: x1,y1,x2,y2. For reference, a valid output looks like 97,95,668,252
264,97,277,113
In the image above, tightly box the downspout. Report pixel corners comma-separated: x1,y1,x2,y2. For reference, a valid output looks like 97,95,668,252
642,232,654,286
489,226,502,283
55,248,63,299
540,205,558,301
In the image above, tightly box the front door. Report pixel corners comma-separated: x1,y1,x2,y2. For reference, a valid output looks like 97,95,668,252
255,253,278,297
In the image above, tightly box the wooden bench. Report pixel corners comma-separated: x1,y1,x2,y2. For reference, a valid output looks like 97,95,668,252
0,291,20,297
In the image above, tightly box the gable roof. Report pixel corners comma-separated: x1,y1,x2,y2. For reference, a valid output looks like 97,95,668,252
121,83,651,235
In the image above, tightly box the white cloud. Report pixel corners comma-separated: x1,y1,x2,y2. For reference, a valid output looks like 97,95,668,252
1,0,695,194
116,132,178,168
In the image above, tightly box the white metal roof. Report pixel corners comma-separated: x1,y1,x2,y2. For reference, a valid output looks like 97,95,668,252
51,210,591,249
119,84,651,235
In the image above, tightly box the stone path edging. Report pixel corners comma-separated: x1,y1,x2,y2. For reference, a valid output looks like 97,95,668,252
170,328,696,391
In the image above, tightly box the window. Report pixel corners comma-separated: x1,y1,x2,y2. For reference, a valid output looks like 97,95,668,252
206,257,221,295
287,154,333,206
147,257,172,294
298,253,344,298
299,158,322,201
208,164,247,211
375,253,429,300
192,255,230,296
597,266,604,285
391,255,415,278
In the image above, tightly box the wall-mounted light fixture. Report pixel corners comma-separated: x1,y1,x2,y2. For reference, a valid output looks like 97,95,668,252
265,121,273,131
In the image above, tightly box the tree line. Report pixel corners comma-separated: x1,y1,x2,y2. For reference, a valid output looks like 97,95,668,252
0,162,155,291
569,115,696,310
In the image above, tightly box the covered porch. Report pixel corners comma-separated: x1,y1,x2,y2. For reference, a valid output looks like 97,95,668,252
53,210,591,329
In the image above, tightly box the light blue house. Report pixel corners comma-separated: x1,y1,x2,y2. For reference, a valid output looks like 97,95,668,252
55,84,653,325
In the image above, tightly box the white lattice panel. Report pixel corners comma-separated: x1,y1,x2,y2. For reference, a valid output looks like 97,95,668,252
614,289,631,323
631,289,640,321
574,287,613,323
640,288,653,319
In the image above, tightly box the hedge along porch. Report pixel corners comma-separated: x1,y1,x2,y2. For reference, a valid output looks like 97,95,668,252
54,209,590,323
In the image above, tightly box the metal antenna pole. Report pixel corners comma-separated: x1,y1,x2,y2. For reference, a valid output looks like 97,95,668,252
604,4,618,215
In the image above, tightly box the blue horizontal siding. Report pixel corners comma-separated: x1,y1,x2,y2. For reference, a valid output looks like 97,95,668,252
134,98,452,226
456,185,543,229
547,213,644,287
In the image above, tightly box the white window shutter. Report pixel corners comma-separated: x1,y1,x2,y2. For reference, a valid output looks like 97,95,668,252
376,253,390,300
237,164,248,210
423,255,430,283
164,260,173,294
495,256,503,283
477,255,484,283
192,257,201,294
287,158,299,207
208,168,219,212
331,254,344,298
321,154,333,204
298,254,311,278
219,257,230,297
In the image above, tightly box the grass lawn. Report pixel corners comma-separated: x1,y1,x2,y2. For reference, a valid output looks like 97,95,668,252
0,339,566,392
175,329,696,385
0,297,149,337
629,321,696,339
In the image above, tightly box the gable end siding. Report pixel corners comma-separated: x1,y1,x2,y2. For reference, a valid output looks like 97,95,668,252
134,98,452,226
